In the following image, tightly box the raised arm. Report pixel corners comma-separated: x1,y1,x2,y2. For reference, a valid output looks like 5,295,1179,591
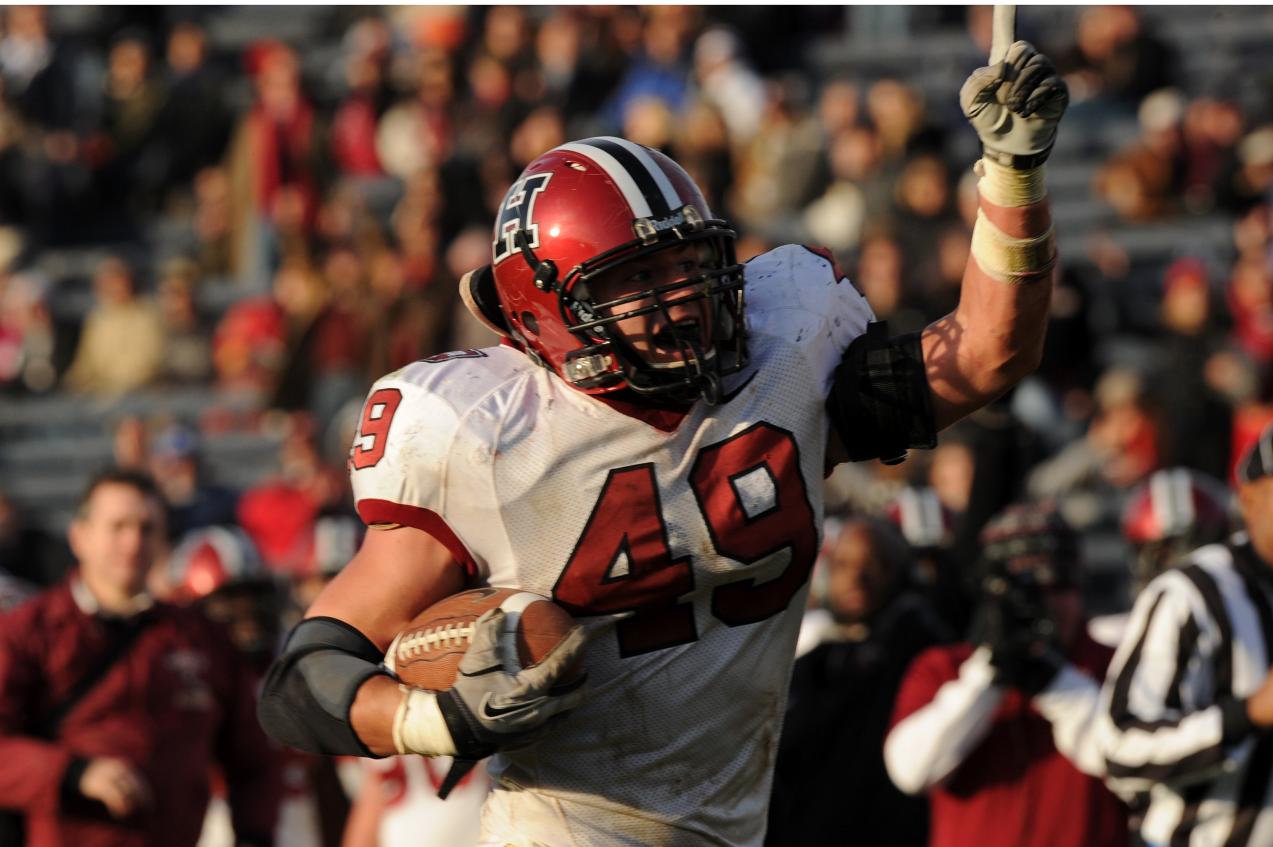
825,42,1068,466
924,40,1068,431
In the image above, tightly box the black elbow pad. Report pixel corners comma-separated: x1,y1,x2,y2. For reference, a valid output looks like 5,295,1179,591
258,617,389,757
827,322,937,465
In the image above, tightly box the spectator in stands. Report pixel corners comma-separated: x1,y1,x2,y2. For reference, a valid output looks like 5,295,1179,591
893,153,960,296
212,258,319,397
734,79,823,235
148,423,239,542
1021,266,1098,453
110,414,150,472
229,40,321,280
1232,125,1273,212
885,503,1128,847
1029,366,1163,517
329,19,392,180
237,416,346,575
63,256,165,397
769,517,947,847
671,100,733,219
509,104,567,172
0,268,62,395
85,30,167,218
1095,141,1175,222
856,230,926,336
802,125,881,254
191,166,236,278
533,10,581,103
0,469,279,846
273,245,372,433
1155,258,1233,479
361,247,434,378
1059,5,1172,107
156,257,213,386
1181,96,1247,214
601,7,695,135
865,78,942,164
692,27,765,147
155,20,233,199
388,166,445,290
0,6,77,133
1227,256,1273,381
372,42,453,179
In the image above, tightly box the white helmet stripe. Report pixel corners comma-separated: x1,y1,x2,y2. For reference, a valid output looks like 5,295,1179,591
593,136,683,213
557,141,653,219
1150,468,1195,535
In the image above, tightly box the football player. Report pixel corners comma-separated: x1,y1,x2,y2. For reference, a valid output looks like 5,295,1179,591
260,42,1068,846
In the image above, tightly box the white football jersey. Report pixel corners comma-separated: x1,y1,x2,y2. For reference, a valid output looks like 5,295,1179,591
351,245,873,846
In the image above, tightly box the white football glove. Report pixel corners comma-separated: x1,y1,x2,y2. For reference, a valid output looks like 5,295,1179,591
392,609,589,759
960,40,1069,170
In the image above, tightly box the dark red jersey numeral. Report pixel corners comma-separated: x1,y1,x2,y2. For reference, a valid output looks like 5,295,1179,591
351,388,403,470
552,464,696,657
691,423,818,626
556,424,818,655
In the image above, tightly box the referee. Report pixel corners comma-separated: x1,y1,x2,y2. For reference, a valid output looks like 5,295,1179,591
1100,426,1273,846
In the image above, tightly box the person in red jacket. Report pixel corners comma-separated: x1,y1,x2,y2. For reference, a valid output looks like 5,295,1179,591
0,469,280,847
884,502,1128,847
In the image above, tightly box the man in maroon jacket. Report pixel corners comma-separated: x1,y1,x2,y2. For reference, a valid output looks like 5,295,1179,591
884,502,1128,847
0,469,280,847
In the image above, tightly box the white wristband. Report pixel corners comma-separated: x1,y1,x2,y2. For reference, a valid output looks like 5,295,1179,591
970,209,1055,283
977,158,1047,207
392,687,457,757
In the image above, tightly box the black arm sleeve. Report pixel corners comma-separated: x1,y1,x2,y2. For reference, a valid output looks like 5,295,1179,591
257,617,389,758
826,321,937,465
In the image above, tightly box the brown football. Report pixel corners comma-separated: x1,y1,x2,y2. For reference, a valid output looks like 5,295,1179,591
388,587,580,691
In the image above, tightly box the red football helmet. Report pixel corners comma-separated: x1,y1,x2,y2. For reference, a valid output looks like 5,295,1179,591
1122,468,1231,588
168,526,270,603
483,137,746,403
168,526,281,662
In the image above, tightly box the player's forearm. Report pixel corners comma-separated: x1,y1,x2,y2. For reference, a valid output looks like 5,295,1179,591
350,674,406,757
924,165,1054,430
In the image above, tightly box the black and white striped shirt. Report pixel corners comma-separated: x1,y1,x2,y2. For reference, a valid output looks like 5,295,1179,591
1099,536,1273,846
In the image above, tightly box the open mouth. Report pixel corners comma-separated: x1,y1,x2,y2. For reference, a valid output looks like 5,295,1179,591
652,319,703,350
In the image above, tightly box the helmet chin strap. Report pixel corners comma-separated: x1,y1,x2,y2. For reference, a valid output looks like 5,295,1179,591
684,340,722,405
515,229,558,292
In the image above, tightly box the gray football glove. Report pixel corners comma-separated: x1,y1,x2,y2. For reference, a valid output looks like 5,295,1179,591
435,608,589,759
960,40,1069,169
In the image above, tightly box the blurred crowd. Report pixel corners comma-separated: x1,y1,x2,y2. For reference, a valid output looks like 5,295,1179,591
3,5,1273,846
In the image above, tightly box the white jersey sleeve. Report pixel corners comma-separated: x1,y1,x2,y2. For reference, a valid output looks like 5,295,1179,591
348,347,529,581
742,243,875,396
